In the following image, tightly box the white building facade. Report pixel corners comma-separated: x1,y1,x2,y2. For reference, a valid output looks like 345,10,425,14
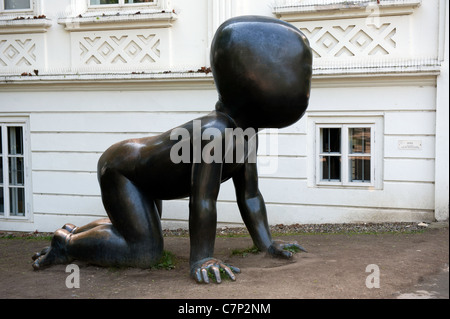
0,0,448,232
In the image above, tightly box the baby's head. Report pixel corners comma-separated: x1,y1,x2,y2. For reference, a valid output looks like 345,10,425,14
211,16,313,129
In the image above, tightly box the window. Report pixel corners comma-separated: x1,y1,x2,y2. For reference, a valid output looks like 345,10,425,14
1,123,29,219
1,1,48,34
89,0,154,7
0,0,41,16
60,0,174,33
1,0,31,11
320,127,342,182
348,127,371,183
85,0,162,15
314,120,382,188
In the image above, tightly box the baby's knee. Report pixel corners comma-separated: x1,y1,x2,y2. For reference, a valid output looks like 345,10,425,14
97,142,136,182
97,154,121,184
97,152,113,180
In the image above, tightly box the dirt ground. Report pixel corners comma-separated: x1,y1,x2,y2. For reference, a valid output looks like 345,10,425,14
0,224,448,300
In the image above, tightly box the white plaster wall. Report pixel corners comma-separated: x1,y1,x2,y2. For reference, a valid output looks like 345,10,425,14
0,0,446,232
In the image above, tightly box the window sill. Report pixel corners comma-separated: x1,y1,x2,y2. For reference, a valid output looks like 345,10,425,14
313,58,441,77
0,59,440,87
58,10,177,31
273,0,422,21
0,216,29,221
0,71,214,91
314,183,377,190
0,16,52,34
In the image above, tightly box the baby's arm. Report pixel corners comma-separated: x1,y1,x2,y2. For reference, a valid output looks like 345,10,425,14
189,160,240,283
189,160,221,264
233,161,306,257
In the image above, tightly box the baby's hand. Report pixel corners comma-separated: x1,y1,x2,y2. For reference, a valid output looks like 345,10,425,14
191,257,240,284
267,240,307,258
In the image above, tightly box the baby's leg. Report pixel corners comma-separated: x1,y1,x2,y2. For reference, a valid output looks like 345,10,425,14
99,169,163,249
32,225,129,269
33,170,163,269
32,229,74,269
32,219,111,261
62,218,111,234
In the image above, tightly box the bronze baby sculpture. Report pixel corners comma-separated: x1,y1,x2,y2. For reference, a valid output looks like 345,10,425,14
32,15,313,284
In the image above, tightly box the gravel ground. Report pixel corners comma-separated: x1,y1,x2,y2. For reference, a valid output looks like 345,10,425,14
0,222,429,239
165,222,430,237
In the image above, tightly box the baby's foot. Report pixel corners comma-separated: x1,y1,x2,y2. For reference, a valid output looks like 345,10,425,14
32,246,50,261
32,229,73,270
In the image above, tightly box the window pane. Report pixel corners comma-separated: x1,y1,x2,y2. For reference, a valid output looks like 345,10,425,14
0,187,3,215
321,156,341,181
0,157,3,184
350,156,371,182
8,127,23,155
90,0,119,5
4,0,31,10
350,128,371,154
9,187,25,216
125,0,154,3
322,128,341,153
8,157,24,186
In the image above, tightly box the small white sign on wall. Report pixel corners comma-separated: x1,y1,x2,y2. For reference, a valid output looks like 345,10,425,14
398,140,422,150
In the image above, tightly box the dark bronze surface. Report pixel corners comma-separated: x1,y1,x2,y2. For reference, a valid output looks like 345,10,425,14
32,15,312,283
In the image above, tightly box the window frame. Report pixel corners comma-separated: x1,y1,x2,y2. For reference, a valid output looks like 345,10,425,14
316,123,375,187
0,118,31,221
87,0,158,11
0,0,34,14
347,126,372,184
317,124,343,184
309,115,383,190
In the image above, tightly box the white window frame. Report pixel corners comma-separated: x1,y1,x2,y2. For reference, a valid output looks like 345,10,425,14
59,0,175,32
316,123,375,187
0,118,31,221
308,115,383,190
0,0,36,15
87,0,160,12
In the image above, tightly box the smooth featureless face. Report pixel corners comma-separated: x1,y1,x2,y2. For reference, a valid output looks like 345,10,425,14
211,16,313,129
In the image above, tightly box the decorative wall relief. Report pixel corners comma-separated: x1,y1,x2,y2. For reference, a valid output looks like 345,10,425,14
71,29,169,72
299,21,399,59
0,37,36,68
0,33,47,74
79,34,160,65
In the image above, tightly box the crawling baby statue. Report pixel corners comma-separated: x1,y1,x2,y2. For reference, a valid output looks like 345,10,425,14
32,15,313,284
